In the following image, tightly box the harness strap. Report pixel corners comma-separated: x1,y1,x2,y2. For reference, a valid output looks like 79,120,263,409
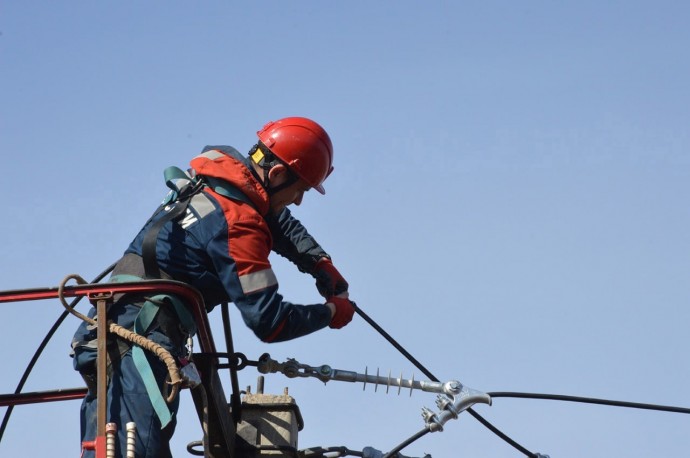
111,274,197,335
143,167,257,279
115,162,258,428
142,167,203,279
132,301,173,427
141,202,190,279
110,274,197,428
202,175,256,210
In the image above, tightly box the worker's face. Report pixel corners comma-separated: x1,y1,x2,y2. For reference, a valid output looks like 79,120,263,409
268,165,310,213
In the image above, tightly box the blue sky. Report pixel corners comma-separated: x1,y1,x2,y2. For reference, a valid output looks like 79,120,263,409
2,2,689,457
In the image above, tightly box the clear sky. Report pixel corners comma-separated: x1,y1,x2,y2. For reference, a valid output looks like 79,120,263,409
2,2,689,457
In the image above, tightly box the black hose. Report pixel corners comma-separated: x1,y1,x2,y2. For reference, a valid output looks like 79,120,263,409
0,261,117,444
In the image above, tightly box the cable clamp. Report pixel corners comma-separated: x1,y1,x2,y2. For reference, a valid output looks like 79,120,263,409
423,384,492,432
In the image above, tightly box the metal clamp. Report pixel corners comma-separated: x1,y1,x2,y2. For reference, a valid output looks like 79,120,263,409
422,385,492,432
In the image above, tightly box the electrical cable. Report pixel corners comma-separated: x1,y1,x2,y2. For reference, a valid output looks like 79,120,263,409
0,261,117,444
299,446,363,457
488,391,690,414
221,302,243,424
381,427,431,458
10,265,690,457
351,303,538,457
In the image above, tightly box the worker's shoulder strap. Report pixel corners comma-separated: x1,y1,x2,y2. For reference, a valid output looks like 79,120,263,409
109,273,196,429
142,167,204,279
201,175,256,210
110,273,197,336
141,166,256,280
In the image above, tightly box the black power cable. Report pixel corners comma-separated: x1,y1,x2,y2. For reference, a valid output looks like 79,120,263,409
381,427,431,458
351,298,690,457
351,303,538,457
489,392,690,414
0,262,117,444
220,302,243,424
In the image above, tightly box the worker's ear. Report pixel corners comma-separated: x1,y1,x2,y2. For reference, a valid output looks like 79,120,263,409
267,164,288,183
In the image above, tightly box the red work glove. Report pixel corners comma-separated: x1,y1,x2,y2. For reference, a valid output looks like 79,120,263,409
327,294,355,329
313,258,349,298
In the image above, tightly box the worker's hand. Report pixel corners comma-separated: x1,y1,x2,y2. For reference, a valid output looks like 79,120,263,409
314,258,349,298
326,293,355,329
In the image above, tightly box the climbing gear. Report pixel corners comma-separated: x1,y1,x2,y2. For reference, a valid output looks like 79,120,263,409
110,275,197,336
256,117,334,194
131,162,261,427
108,274,197,428
58,275,185,430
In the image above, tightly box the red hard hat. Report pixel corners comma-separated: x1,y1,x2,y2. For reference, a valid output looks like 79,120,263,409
257,117,334,194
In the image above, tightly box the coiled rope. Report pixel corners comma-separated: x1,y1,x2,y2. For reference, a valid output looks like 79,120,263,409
57,274,182,403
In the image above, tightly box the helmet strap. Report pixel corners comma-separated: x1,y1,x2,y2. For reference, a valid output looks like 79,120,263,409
250,143,299,196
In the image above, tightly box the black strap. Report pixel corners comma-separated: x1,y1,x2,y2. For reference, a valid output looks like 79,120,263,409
141,179,203,279
141,198,192,279
141,177,255,280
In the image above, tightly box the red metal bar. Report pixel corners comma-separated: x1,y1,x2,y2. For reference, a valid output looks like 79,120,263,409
1,280,218,458
0,387,88,407
96,295,109,441
0,280,216,353
0,280,216,458
82,436,107,457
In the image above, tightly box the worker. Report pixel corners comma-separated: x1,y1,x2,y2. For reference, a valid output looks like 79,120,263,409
71,116,355,458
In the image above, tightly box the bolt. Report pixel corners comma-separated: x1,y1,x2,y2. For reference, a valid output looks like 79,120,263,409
436,395,451,410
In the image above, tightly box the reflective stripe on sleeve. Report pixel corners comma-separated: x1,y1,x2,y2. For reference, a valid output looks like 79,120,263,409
239,268,278,294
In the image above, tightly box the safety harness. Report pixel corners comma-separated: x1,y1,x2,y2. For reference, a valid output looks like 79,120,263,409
108,274,196,427
124,163,256,428
142,164,256,280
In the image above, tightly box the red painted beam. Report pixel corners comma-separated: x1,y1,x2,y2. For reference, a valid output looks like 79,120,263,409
0,387,88,407
0,281,216,353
